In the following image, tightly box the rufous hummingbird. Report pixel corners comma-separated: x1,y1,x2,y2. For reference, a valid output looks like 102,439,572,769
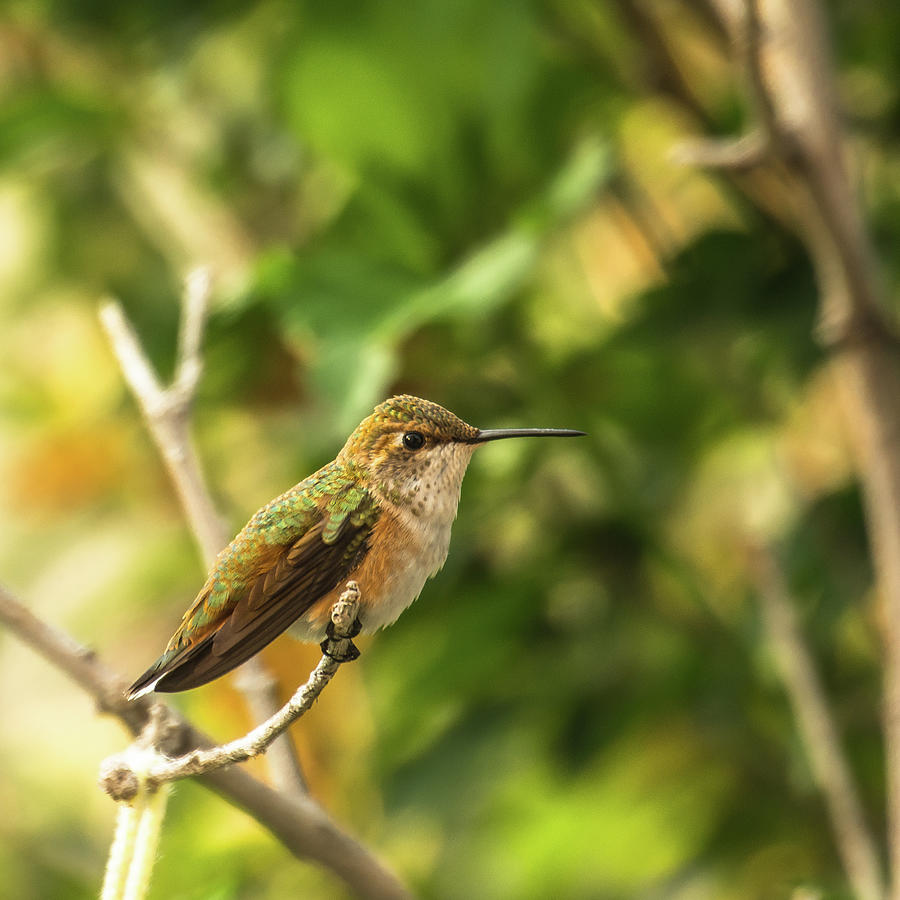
127,395,584,698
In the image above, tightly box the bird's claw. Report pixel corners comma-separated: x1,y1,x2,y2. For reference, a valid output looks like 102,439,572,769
320,639,360,662
320,616,362,662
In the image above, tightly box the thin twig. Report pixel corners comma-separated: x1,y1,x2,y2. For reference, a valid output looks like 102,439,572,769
98,271,226,564
669,129,768,171
93,584,358,897
174,267,209,396
121,782,170,900
130,584,360,787
230,661,309,793
99,268,307,795
100,800,139,900
0,582,412,900
750,547,885,900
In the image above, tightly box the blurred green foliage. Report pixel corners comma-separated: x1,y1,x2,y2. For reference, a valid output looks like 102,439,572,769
0,0,896,897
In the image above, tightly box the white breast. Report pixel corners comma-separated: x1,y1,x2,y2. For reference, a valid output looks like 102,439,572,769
363,441,477,631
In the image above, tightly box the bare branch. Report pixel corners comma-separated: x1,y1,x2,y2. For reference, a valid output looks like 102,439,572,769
703,1,900,891
174,267,211,398
669,129,768,170
99,269,307,796
750,548,885,900
0,582,412,900
700,0,890,340
105,585,361,789
612,0,801,238
231,662,310,793
98,273,227,563
618,1,900,891
98,302,167,419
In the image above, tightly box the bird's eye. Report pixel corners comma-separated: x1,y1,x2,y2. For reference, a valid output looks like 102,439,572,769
402,431,425,450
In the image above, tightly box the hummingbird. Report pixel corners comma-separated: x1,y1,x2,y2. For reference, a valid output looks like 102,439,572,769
127,395,584,699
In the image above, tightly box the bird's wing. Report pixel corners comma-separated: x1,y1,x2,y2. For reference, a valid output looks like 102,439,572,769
127,485,379,697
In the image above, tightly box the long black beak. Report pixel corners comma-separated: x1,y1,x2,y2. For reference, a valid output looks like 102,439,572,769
472,427,586,443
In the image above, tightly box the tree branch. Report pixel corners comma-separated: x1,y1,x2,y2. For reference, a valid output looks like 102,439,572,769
99,268,307,795
669,129,768,171
612,0,900,893
0,581,412,900
696,2,900,893
750,547,885,900
98,268,227,568
100,585,361,793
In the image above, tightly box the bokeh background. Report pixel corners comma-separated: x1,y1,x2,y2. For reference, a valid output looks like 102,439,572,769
0,1,895,897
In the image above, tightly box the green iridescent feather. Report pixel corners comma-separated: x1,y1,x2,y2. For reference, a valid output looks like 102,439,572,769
127,461,380,694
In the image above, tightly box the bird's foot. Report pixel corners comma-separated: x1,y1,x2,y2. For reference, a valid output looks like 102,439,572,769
321,639,360,662
320,616,362,662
